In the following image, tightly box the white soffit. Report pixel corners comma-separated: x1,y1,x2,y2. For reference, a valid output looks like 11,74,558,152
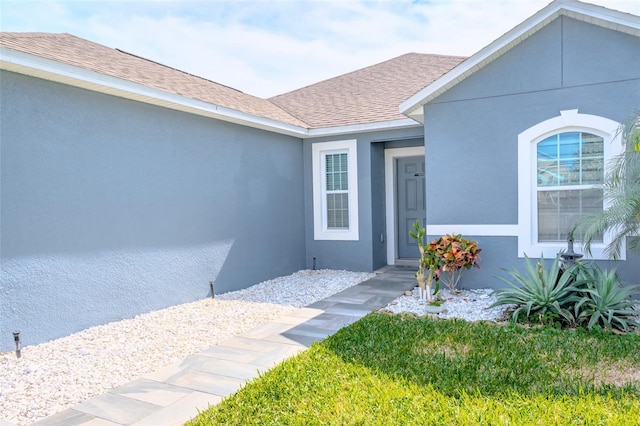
399,0,640,122
306,118,422,138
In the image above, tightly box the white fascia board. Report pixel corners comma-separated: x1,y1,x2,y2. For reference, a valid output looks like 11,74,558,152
561,0,640,32
306,118,422,139
399,0,640,117
212,104,308,137
0,47,309,138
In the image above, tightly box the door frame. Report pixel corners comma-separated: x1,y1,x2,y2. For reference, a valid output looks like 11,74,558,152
384,146,425,265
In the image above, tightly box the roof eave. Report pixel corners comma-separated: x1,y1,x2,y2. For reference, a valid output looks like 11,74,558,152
306,118,422,138
0,47,309,138
399,0,640,117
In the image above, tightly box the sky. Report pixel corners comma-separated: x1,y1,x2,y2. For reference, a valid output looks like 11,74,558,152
1,0,639,98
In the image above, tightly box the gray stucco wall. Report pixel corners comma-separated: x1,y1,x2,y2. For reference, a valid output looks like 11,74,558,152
0,71,306,351
424,235,640,290
370,142,387,270
303,128,423,272
423,16,640,286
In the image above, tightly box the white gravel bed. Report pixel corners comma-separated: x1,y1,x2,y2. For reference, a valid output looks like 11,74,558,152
385,287,640,327
0,299,297,425
383,287,512,322
216,269,376,307
0,269,373,426
2,267,634,426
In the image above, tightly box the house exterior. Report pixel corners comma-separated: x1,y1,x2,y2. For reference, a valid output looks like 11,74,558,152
400,0,640,286
1,0,639,351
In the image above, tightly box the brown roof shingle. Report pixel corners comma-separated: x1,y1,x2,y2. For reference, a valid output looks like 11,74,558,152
269,52,466,128
1,33,466,130
0,32,309,127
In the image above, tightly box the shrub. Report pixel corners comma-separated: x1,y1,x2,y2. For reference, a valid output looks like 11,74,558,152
427,233,481,292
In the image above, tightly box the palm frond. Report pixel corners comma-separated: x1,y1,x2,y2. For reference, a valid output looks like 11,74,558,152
575,111,640,259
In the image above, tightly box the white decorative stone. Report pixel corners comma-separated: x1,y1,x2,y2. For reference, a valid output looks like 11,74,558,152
0,269,374,426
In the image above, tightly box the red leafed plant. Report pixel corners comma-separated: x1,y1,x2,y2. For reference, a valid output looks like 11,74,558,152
427,234,481,292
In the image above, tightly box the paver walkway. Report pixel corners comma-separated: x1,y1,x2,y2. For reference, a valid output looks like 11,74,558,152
31,266,416,426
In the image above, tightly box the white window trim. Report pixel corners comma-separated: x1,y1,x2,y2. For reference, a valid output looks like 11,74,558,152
517,109,624,260
312,140,359,240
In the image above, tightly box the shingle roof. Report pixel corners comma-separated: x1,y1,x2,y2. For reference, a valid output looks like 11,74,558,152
0,32,466,131
269,53,466,128
0,32,308,127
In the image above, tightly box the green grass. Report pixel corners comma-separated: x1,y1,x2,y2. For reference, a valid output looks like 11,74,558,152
187,314,640,425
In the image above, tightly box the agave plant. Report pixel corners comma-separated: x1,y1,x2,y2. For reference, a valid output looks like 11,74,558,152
491,254,582,325
571,264,640,331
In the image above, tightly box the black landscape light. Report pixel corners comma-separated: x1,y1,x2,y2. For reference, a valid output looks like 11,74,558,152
13,331,21,358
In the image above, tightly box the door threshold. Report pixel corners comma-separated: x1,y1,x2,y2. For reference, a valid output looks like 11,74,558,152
394,259,419,267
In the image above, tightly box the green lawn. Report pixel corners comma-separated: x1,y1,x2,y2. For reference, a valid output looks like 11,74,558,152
187,313,640,425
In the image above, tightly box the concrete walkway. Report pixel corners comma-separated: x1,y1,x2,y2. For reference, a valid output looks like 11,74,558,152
32,266,416,426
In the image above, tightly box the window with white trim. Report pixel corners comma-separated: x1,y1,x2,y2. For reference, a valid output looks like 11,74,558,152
536,131,604,242
517,110,623,259
312,140,359,240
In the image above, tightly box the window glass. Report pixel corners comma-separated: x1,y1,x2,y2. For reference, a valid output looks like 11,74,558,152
325,152,349,229
327,193,349,228
325,153,348,191
536,132,604,242
537,189,603,242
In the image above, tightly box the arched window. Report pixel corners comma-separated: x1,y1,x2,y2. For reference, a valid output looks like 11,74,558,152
536,131,603,242
517,110,623,259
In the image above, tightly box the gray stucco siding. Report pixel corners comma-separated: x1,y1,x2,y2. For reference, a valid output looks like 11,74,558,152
1,71,306,351
423,81,638,286
424,99,519,225
303,128,423,272
433,18,564,104
442,236,640,291
433,17,640,106
303,136,374,272
424,79,639,226
370,142,386,270
422,15,640,287
562,16,640,87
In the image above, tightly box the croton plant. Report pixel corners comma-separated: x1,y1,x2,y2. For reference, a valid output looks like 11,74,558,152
426,233,482,293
